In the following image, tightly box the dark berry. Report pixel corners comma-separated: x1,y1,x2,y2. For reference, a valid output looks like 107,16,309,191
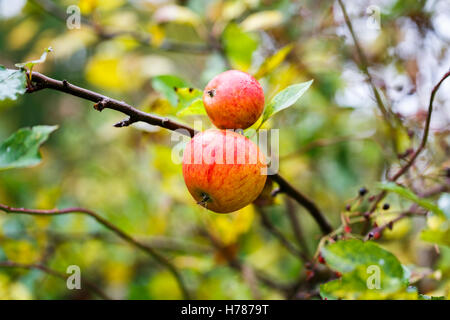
359,187,368,196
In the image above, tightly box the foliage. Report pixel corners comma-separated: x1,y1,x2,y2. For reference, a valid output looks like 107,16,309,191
320,240,414,299
0,67,26,101
0,125,58,171
0,0,449,300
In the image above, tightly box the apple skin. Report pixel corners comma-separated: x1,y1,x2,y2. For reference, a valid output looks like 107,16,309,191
203,70,265,130
182,129,267,213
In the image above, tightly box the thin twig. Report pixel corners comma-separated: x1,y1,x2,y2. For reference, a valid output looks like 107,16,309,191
197,227,294,294
364,204,427,241
0,261,111,300
337,0,391,124
0,204,190,299
256,206,308,262
366,69,450,216
285,198,310,258
391,69,450,181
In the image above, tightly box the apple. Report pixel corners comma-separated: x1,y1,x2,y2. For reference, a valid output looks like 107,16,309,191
182,129,267,213
203,70,265,130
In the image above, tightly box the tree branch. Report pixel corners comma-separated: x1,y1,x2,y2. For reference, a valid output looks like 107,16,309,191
24,71,332,235
0,261,111,300
28,72,197,137
271,174,333,234
0,204,190,299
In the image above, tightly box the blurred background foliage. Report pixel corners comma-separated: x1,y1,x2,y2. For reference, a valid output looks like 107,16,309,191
0,0,449,299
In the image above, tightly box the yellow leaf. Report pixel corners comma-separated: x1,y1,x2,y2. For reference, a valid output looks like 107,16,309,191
375,212,412,240
153,5,200,26
149,24,165,47
85,52,144,92
205,205,255,245
3,240,40,265
7,18,39,50
0,275,33,300
241,10,284,32
222,1,246,21
50,29,97,60
9,282,33,300
148,271,182,299
104,262,132,285
254,44,293,79
79,0,98,14
79,0,124,14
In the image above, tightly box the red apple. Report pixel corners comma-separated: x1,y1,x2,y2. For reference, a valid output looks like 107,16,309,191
203,70,265,130
182,129,267,213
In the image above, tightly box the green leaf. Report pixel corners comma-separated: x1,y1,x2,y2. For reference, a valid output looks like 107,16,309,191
321,239,404,277
320,240,412,300
0,125,58,171
0,66,27,101
420,227,450,247
254,44,293,79
15,47,53,70
260,80,313,126
151,75,190,107
320,269,418,300
174,87,203,110
418,294,445,300
222,23,259,71
176,99,206,117
378,182,445,217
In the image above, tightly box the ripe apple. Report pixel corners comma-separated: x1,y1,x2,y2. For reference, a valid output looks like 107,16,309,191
182,129,267,213
203,70,265,130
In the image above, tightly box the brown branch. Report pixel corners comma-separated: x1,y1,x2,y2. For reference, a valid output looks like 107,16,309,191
24,71,332,235
285,198,310,258
0,204,190,299
28,72,197,137
0,261,111,300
